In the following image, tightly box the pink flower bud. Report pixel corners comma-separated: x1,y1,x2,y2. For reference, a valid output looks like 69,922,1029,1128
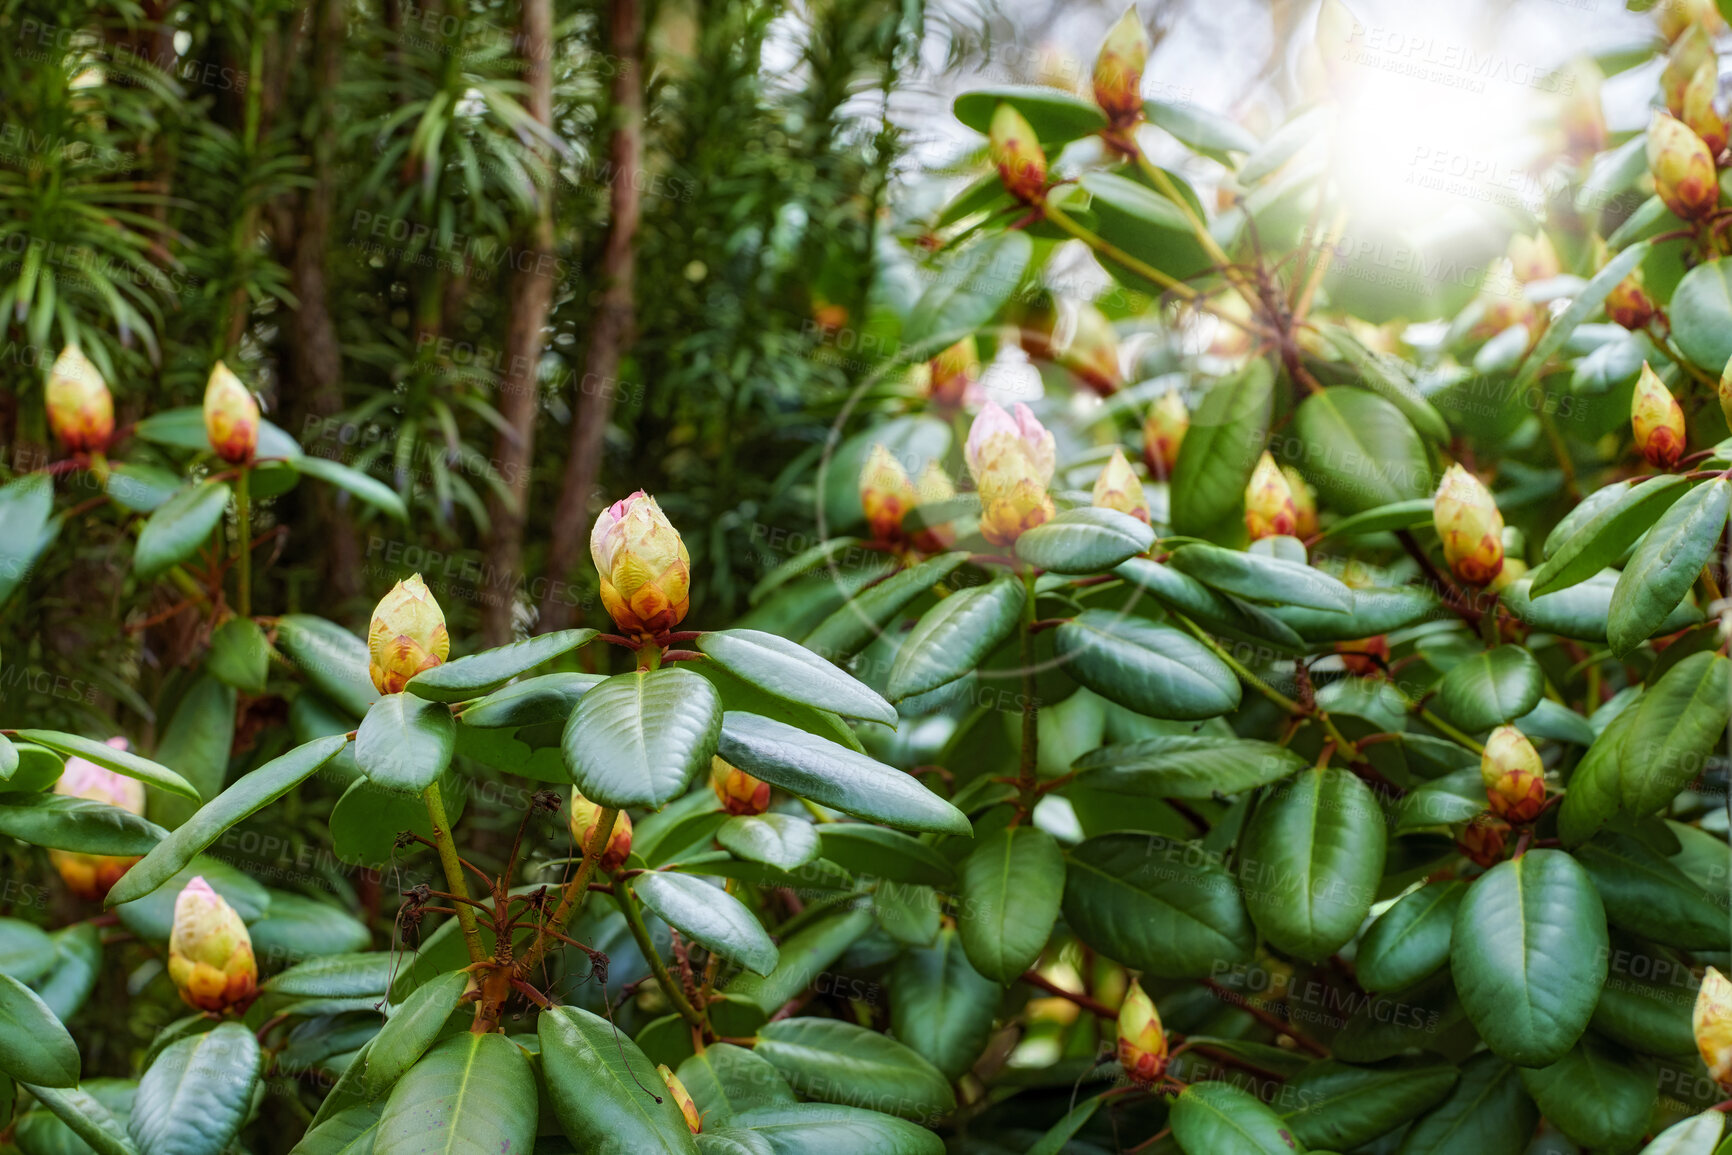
965,402,1056,546
909,463,959,554
1605,271,1656,331
1092,8,1150,125
167,877,257,1013
860,445,918,544
1696,966,1732,1089
49,738,143,901
1685,59,1729,156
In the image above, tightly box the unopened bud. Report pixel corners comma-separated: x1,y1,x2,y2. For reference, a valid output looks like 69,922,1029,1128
1604,271,1656,331
928,337,980,409
367,574,450,695
167,877,257,1013
1054,301,1123,396
1559,57,1607,159
1459,815,1509,868
49,739,143,901
1720,356,1732,431
860,444,917,544
1091,448,1149,524
966,401,1056,546
1093,8,1149,125
45,346,114,453
989,104,1047,203
1244,452,1297,541
909,463,960,554
657,1065,702,1133
1116,979,1168,1085
1335,635,1388,679
1685,60,1729,157
590,491,691,637
1696,967,1732,1090
1661,0,1726,41
1647,112,1719,221
1506,233,1560,284
1433,465,1504,587
1481,725,1546,824
711,756,771,817
1142,391,1188,480
1663,25,1715,115
203,361,260,465
1632,362,1687,468
570,792,632,872
1283,466,1318,539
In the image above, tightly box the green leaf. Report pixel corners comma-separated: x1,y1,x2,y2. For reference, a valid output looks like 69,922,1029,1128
151,675,238,832
815,826,955,888
901,231,1034,348
697,630,895,726
752,1019,955,1121
956,826,1062,984
111,857,269,943
15,732,199,801
457,672,604,727
564,668,721,810
952,86,1107,144
375,1032,537,1155
888,928,1000,1079
1079,172,1215,290
874,882,940,946
1013,507,1153,575
1144,97,1258,157
0,973,78,1087
716,814,818,871
205,617,269,695
676,1044,796,1126
103,735,349,908
802,553,968,661
330,773,459,869
32,923,102,1021
1518,1033,1654,1152
1170,360,1275,541
1670,254,1732,371
724,907,875,1013
1434,645,1544,732
135,408,300,458
1291,387,1433,513
1169,1081,1304,1155
698,1105,942,1155
0,920,54,984
1450,850,1608,1066
1395,770,1484,833
108,462,183,513
718,713,969,835
275,616,376,717
1641,1111,1726,1155
1281,1060,1457,1151
292,1103,384,1155
18,1082,137,1155
128,1023,260,1155
1528,475,1692,596
246,892,370,963
1322,327,1452,444
538,1006,700,1154
1577,830,1729,949
0,793,164,855
403,630,595,703
1168,543,1354,612
1238,767,1386,962
1514,240,1650,392
1608,478,1731,655
1054,610,1241,720
1318,498,1435,540
1072,735,1305,797
1620,651,1731,814
1025,1097,1103,1155
263,952,395,998
1559,702,1639,846
1062,833,1254,978
133,482,231,580
0,474,55,608
355,694,456,795
1504,570,1704,643
358,969,468,1099
288,456,407,519
1397,1052,1537,1155
885,575,1024,702
1356,881,1465,993
633,873,779,975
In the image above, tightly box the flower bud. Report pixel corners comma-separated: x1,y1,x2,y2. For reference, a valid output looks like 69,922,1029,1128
1480,725,1546,824
1661,0,1726,41
1686,60,1729,157
1632,362,1687,469
1647,112,1719,222
1604,271,1656,331
1559,58,1607,159
909,463,959,553
1244,453,1297,541
1663,25,1715,116
1092,8,1149,125
1091,448,1149,525
570,791,632,872
965,401,1056,546
590,491,692,637
711,756,771,817
1142,391,1188,480
1720,355,1732,432
1459,815,1509,868
860,444,918,544
1506,233,1560,285
1282,466,1318,539
1054,301,1123,396
657,1065,702,1133
203,361,260,465
167,877,257,1013
1433,465,1504,588
367,574,450,695
1335,635,1388,678
45,346,114,453
49,739,144,901
1116,980,1168,1085
1696,967,1732,1089
989,104,1047,203
928,337,980,409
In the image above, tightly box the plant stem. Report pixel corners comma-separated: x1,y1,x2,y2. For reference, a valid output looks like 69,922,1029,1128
1043,201,1198,302
424,780,485,965
234,466,252,618
615,882,705,1028
1131,151,1240,283
1419,708,1486,754
1017,564,1041,813
1174,614,1302,715
517,805,618,976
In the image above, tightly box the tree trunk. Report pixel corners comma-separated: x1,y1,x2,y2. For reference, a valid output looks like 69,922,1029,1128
537,0,642,634
478,0,557,645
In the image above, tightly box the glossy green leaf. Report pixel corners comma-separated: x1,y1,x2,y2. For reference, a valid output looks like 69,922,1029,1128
952,86,1107,144
1291,387,1432,513
815,826,955,888
206,617,270,695
275,615,376,717
1168,543,1354,612
1170,360,1275,541
31,923,101,1022
1013,507,1153,575
1558,702,1639,846
1145,97,1258,157
1054,610,1240,720
1621,651,1731,815
802,553,968,662
0,474,56,607
1528,474,1691,596
955,826,1061,984
1434,645,1543,732
676,1044,796,1126
359,969,468,1099
885,575,1024,702
633,872,778,975
725,907,874,1013
15,731,198,801
697,1105,942,1155
128,1023,260,1155
288,455,406,519
263,952,395,998
375,1032,536,1155
753,1018,954,1121
0,793,164,855
1608,478,1731,655
538,1006,700,1154
1578,830,1729,949
1670,254,1732,371
1071,735,1305,798
0,973,77,1087
1450,850,1608,1066
112,857,268,944
1356,881,1465,993
246,891,370,963
1080,172,1215,290
1504,570,1703,643
133,482,230,579
457,672,604,728
18,1082,137,1155
1513,240,1649,392
901,231,1034,347
354,694,455,795
564,668,721,809
888,928,1000,1079
1318,498,1435,540
716,814,818,871
1170,1080,1304,1155
1519,1033,1654,1152
1641,1110,1726,1155
404,629,594,703
291,1103,383,1155
1396,1052,1537,1155
1281,1061,1456,1151
1323,327,1452,444
697,630,895,726
151,676,239,832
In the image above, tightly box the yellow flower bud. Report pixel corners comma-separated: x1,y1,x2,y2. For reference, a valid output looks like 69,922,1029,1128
929,337,980,409
1696,966,1732,1089
910,463,959,553
711,756,771,817
1433,465,1504,588
1093,8,1149,125
367,574,450,695
1506,232,1560,285
1559,57,1607,159
167,876,257,1014
965,401,1056,546
1283,466,1318,539
989,104,1047,203
1092,448,1149,525
658,1065,702,1133
1647,112,1719,222
569,791,632,872
203,361,260,465
1605,271,1656,331
1480,725,1546,824
1054,301,1123,397
860,444,918,544
1686,60,1729,157
1244,453,1298,541
1663,25,1715,116
1720,355,1732,432
1142,391,1188,480
1459,815,1509,868
45,346,114,454
1116,979,1168,1086
1335,635,1389,678
590,491,692,637
49,738,144,901
1661,0,1726,41
1633,362,1687,469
